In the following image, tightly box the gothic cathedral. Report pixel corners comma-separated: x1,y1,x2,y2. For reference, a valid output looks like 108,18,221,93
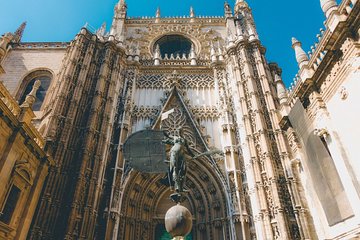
0,0,359,239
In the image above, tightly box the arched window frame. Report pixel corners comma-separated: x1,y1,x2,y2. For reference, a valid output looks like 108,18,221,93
150,33,200,58
15,69,54,111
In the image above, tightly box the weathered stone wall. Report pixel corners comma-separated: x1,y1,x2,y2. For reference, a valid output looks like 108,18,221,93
0,48,66,95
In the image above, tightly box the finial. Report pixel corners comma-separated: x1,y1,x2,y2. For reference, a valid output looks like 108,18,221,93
190,44,197,65
224,1,232,18
13,22,26,43
155,7,161,23
190,6,195,18
291,37,309,68
20,80,41,108
320,0,338,18
275,74,288,104
97,22,107,36
156,7,161,18
235,0,249,13
115,0,127,16
154,44,161,65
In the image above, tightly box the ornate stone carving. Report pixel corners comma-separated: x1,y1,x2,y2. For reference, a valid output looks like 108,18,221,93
339,86,348,100
132,105,160,119
125,23,225,59
190,106,220,119
136,72,214,89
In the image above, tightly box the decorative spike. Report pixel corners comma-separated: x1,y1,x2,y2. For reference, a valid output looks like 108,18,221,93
235,0,249,14
224,2,232,18
154,44,161,65
190,44,197,65
13,21,26,43
96,22,106,36
292,37,309,69
235,0,249,8
155,7,160,18
190,6,195,18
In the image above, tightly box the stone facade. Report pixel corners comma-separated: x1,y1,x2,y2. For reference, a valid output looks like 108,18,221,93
282,0,360,239
0,77,52,239
0,0,359,239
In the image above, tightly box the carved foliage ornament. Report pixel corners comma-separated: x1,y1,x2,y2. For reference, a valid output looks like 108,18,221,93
136,72,214,89
126,23,224,59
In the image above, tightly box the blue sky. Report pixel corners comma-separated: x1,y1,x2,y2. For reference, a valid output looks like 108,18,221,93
0,0,329,86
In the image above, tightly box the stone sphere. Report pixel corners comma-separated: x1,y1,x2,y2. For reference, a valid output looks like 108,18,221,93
165,204,193,237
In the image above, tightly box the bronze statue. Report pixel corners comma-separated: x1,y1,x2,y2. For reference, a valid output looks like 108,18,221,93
163,128,194,195
163,128,224,202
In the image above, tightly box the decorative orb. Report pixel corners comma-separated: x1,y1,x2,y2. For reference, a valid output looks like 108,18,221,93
165,204,193,237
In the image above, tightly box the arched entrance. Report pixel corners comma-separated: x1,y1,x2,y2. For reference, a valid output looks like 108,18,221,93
117,87,233,239
118,154,231,240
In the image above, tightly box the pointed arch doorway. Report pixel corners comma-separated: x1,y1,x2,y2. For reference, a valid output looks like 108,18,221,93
118,87,233,239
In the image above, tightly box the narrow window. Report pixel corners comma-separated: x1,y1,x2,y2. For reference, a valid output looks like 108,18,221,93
0,185,21,224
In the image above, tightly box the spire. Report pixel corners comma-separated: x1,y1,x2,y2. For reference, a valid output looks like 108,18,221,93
115,0,127,18
96,22,106,37
320,0,338,18
155,7,161,23
224,1,233,18
13,22,26,43
110,0,127,39
156,7,161,18
190,44,197,65
190,6,195,18
292,37,309,69
235,0,249,13
20,80,41,108
154,44,161,65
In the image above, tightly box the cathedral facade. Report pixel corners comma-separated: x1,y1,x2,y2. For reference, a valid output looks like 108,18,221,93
0,0,359,239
